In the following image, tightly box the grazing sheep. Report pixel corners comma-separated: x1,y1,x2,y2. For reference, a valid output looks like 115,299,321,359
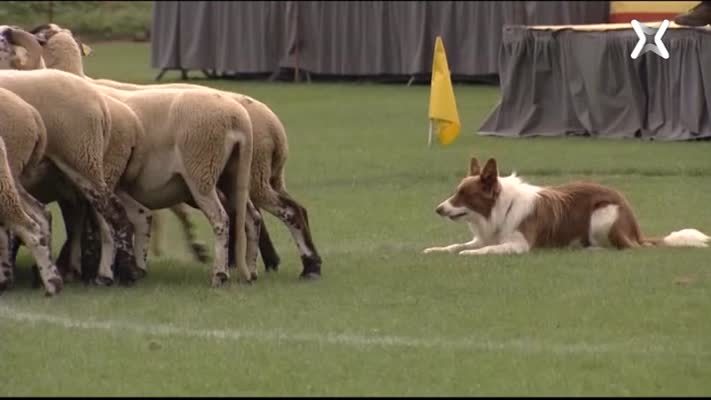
13,27,256,285
0,73,140,286
107,86,255,286
0,88,62,296
31,24,323,280
5,26,148,281
0,26,142,286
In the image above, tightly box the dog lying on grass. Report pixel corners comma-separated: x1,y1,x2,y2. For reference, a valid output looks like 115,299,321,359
424,157,710,256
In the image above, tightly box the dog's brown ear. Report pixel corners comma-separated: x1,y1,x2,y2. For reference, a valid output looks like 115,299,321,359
469,157,481,176
480,158,498,187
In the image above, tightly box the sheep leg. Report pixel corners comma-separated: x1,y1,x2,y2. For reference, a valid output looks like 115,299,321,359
226,199,261,280
55,198,75,278
170,203,209,263
55,198,87,281
0,191,62,295
257,216,280,272
50,160,140,286
16,185,53,254
116,191,152,275
0,228,13,293
84,207,116,285
53,197,102,284
260,191,322,279
12,216,63,296
185,187,232,287
245,201,261,280
80,208,103,282
16,184,59,287
219,196,278,272
150,212,163,257
9,229,19,272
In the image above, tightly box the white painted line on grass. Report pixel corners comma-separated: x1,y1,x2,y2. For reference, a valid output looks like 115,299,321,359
0,305,708,358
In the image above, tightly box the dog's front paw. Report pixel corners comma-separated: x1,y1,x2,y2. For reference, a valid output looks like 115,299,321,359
423,247,447,254
458,249,482,256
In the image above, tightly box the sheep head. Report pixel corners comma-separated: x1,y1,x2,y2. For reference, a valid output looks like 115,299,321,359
0,25,45,70
31,23,92,57
0,26,18,69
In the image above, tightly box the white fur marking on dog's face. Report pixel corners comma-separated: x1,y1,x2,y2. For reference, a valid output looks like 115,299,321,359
588,204,619,247
436,198,472,222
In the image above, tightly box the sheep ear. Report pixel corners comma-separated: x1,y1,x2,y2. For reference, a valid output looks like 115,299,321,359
80,43,93,56
74,37,92,56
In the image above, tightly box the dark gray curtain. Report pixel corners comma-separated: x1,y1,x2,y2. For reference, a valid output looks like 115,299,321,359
479,27,711,141
151,1,609,77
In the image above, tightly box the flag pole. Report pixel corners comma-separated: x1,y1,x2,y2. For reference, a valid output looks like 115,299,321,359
427,120,433,148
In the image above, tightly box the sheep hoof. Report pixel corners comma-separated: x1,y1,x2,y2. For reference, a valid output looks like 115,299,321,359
94,276,114,287
300,255,322,279
211,272,229,288
191,242,210,263
250,272,258,281
134,268,147,280
299,272,321,281
44,277,64,297
114,266,139,287
264,258,280,272
0,279,10,294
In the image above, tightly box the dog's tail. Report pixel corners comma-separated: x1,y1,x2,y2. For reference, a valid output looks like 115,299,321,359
641,228,711,248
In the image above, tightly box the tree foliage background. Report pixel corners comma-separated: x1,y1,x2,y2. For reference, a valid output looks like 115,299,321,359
0,1,153,41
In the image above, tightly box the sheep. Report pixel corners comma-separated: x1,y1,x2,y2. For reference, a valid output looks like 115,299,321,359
11,26,257,286
0,61,142,286
5,26,149,282
29,24,276,276
0,26,144,286
31,24,323,280
0,87,62,296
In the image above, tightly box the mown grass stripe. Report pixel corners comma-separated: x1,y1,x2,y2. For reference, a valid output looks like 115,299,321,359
1,305,708,359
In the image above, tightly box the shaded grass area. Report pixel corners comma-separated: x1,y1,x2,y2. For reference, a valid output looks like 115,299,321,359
1,42,710,396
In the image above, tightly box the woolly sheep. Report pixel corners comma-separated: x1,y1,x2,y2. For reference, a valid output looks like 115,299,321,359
6,26,150,281
30,25,275,278
0,88,62,295
0,26,143,286
17,26,256,285
32,24,323,280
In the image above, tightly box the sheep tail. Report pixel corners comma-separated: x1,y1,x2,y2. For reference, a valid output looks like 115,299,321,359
230,110,254,282
268,114,289,192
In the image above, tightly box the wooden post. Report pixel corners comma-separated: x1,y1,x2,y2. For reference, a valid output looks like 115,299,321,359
293,3,300,83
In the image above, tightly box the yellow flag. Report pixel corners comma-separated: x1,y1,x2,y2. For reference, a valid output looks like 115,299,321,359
428,36,461,146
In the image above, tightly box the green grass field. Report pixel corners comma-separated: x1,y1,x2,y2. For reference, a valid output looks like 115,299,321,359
1,42,711,396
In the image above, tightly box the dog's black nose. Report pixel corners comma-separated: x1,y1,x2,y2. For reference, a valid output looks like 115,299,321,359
435,205,445,216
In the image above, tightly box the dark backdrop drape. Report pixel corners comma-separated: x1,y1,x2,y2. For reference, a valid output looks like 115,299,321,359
151,1,610,78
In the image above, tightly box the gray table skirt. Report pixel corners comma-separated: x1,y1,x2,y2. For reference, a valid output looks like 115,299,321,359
479,25,711,141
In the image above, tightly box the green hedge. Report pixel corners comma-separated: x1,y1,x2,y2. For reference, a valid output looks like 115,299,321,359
0,1,153,41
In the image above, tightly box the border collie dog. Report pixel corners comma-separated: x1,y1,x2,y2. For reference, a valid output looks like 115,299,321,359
424,157,710,256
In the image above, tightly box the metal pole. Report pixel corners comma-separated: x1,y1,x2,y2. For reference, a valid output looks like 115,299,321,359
427,120,433,147
293,3,300,83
